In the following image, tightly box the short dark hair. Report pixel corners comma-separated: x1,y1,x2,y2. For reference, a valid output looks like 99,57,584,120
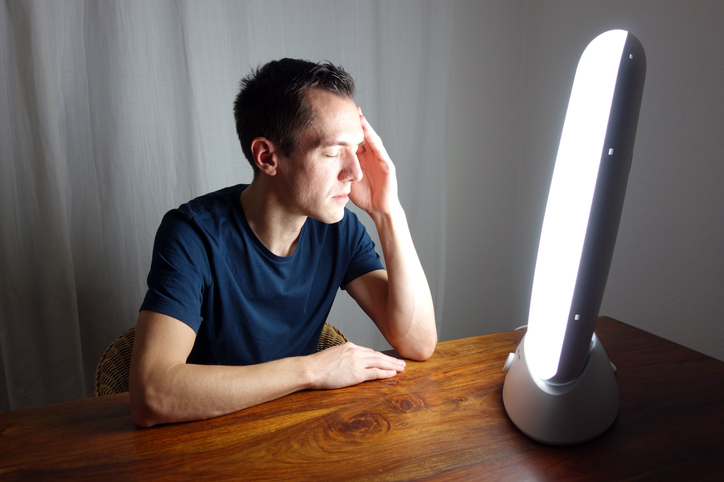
233,58,356,175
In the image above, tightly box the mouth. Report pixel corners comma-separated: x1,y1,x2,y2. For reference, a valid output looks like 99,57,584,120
332,194,349,203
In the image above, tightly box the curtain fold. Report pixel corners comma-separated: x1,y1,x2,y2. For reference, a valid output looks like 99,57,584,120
0,0,450,411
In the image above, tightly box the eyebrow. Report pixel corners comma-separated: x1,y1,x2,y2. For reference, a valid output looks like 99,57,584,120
320,138,365,148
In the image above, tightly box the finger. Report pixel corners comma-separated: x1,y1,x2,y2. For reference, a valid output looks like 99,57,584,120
364,354,406,372
369,368,399,380
356,109,383,147
358,120,395,174
339,344,405,371
359,114,382,147
342,342,376,353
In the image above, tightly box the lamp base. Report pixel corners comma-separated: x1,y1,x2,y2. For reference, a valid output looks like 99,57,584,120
502,332,619,445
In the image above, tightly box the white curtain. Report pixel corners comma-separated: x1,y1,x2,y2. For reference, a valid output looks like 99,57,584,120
0,0,450,411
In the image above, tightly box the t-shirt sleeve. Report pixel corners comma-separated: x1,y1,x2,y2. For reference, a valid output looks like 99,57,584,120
340,210,384,288
139,211,209,332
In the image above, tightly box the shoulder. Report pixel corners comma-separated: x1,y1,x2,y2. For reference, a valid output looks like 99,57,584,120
160,184,245,232
339,208,373,242
175,184,245,220
154,184,246,253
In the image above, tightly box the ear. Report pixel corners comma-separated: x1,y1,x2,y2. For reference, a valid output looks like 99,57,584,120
250,137,280,176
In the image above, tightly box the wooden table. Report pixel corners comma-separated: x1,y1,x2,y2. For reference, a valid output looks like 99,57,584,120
1,317,723,480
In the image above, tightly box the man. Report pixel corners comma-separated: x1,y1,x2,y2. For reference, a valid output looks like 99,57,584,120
130,59,436,427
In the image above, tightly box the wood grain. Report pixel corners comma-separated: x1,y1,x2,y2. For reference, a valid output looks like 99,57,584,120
1,317,723,480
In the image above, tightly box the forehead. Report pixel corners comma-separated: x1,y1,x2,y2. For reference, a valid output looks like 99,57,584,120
303,88,363,148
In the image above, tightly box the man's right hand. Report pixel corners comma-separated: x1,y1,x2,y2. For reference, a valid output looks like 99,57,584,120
305,342,405,390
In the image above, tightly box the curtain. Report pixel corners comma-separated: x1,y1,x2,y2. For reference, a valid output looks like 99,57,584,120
0,0,450,411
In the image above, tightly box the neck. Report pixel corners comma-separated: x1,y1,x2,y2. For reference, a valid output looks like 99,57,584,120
240,179,306,257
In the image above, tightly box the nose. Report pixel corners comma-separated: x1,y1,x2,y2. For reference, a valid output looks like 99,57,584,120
340,150,363,183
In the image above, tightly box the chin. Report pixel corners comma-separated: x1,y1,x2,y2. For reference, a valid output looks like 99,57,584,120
324,214,345,225
312,208,345,225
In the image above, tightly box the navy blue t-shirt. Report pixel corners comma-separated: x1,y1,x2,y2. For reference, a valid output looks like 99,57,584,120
140,184,383,366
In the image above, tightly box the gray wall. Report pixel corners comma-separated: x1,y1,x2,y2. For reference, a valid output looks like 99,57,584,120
444,0,724,362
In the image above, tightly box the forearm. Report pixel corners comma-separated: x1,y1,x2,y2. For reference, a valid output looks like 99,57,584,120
350,109,436,358
131,355,313,427
130,310,406,428
371,205,437,360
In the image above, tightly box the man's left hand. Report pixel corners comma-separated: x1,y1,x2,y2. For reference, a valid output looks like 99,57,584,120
349,109,402,218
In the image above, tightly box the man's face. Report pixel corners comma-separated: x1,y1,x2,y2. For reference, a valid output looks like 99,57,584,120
276,88,364,224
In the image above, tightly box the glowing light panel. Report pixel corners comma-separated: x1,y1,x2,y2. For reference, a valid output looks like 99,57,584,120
526,30,628,381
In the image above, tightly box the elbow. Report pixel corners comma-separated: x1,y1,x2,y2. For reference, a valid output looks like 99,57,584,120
387,316,438,361
132,408,157,429
130,389,160,428
395,332,437,362
405,339,437,362
129,378,169,428
418,339,437,361
131,402,159,428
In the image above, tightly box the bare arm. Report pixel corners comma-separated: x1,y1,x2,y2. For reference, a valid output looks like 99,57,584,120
129,310,405,427
347,111,437,361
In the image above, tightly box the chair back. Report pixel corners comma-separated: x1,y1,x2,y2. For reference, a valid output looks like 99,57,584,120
94,327,135,396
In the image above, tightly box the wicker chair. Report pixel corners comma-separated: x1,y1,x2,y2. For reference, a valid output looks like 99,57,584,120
94,322,349,396
315,323,349,353
94,327,136,397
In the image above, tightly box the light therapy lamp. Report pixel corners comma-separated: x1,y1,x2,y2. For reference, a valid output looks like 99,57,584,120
502,30,646,445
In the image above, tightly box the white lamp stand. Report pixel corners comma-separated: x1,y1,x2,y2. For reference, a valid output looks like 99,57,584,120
502,332,619,445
